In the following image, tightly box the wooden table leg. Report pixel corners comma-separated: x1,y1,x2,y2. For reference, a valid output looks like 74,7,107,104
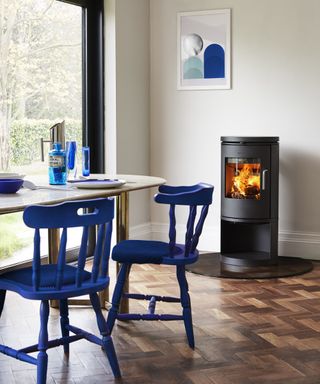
99,283,109,308
116,192,129,313
48,228,60,308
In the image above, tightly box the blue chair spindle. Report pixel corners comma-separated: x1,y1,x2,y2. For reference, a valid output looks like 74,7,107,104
169,204,176,255
91,223,106,283
0,197,121,383
100,221,112,278
107,183,213,349
55,228,67,290
33,228,41,291
185,205,197,256
75,225,89,288
191,204,210,252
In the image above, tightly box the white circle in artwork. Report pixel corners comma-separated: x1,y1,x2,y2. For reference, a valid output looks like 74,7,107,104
183,33,204,57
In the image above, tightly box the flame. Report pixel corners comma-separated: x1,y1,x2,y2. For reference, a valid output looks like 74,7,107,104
229,164,260,199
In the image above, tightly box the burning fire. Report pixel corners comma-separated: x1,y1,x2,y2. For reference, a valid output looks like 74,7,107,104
228,164,261,199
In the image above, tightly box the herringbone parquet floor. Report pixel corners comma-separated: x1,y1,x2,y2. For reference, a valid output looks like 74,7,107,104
2,260,320,383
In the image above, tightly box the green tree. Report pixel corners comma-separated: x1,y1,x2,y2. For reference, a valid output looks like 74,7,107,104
0,0,81,170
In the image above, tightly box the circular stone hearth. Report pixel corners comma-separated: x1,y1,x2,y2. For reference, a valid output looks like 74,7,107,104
186,253,313,279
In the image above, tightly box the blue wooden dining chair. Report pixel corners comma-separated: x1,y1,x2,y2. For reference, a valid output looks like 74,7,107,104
107,183,214,349
0,198,121,383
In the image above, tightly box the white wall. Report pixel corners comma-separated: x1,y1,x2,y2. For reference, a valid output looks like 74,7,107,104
105,0,152,230
150,0,320,258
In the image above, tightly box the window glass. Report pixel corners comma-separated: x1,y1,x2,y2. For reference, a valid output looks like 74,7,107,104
0,0,82,268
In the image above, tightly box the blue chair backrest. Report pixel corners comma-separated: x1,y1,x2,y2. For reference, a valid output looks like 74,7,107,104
23,198,114,291
154,183,214,256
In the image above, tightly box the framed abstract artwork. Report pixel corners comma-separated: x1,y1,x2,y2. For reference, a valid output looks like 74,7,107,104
177,9,231,90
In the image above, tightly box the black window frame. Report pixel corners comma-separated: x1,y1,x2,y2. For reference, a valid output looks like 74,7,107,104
58,0,105,173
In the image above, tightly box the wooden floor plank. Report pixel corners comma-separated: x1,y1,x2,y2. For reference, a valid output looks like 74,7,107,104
1,261,320,382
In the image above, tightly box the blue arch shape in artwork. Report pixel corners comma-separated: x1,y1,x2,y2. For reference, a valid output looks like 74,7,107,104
183,56,203,79
204,44,225,79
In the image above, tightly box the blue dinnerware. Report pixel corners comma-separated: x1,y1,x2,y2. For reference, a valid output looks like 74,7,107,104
0,178,24,194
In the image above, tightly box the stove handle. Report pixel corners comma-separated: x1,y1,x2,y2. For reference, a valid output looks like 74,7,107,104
262,169,268,190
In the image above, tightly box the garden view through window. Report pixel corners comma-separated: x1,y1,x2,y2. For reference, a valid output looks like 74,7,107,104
0,0,82,268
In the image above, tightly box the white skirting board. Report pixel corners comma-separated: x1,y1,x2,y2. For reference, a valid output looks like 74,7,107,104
278,231,320,260
129,223,320,261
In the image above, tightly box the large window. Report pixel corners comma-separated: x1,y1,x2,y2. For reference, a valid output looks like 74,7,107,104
0,0,104,268
0,0,82,175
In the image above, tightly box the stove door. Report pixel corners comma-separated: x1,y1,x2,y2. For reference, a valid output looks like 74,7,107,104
221,144,271,220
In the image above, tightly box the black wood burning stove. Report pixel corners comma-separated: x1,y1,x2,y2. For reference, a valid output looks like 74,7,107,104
186,135,313,278
221,136,279,266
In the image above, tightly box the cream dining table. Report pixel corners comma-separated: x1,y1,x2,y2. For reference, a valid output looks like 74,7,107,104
0,174,166,312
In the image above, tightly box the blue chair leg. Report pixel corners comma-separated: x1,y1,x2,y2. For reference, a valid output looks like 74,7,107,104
37,300,49,384
107,263,131,333
176,265,195,349
90,292,121,378
0,290,6,317
59,299,69,355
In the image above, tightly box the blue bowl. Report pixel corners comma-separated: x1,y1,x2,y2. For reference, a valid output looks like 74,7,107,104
0,179,24,194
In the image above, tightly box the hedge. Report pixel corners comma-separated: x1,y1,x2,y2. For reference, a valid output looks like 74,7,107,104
9,119,82,166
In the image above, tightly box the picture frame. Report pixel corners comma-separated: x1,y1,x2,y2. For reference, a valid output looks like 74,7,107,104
177,9,231,90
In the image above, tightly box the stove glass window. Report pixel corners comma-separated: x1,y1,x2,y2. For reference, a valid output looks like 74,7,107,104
225,158,261,200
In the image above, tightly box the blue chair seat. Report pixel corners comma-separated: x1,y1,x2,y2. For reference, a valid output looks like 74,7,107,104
0,265,109,300
112,240,199,265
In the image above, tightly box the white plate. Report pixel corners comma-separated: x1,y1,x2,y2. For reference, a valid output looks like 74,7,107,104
72,179,126,189
0,173,25,179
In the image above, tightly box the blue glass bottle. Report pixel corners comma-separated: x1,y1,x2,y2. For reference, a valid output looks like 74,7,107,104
48,142,67,185
66,141,77,180
82,146,90,177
